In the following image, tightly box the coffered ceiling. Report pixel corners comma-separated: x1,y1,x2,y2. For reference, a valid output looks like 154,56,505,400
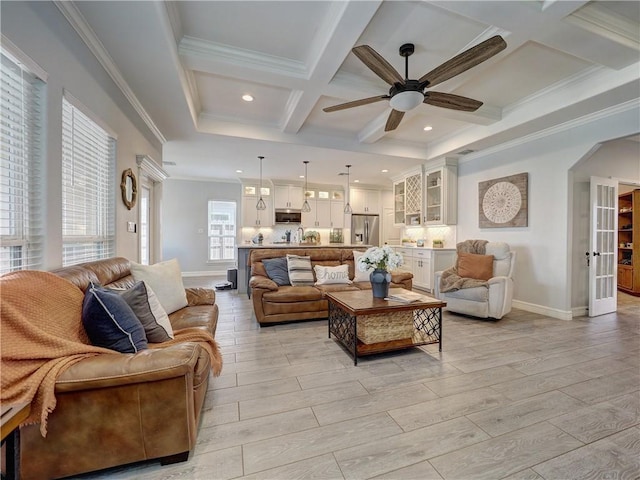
62,0,639,186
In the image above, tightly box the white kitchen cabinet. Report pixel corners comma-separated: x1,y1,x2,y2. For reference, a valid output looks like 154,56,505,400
393,180,405,225
274,184,304,209
424,158,457,225
404,171,422,226
304,198,345,228
242,185,273,227
350,188,381,214
394,247,456,292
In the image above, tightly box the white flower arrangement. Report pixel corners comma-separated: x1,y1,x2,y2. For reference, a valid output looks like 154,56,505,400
357,245,403,272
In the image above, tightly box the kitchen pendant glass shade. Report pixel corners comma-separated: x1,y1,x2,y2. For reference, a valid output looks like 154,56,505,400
301,161,311,213
256,155,266,210
343,164,352,214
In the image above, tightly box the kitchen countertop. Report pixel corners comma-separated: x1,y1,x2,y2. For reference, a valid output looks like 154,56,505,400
388,245,456,251
238,243,371,249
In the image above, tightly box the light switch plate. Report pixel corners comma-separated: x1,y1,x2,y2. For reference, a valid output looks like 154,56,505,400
127,221,136,233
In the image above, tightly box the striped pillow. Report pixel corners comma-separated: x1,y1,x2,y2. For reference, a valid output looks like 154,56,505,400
286,254,314,286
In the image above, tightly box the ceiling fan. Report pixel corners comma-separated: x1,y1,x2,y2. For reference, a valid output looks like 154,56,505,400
323,35,507,132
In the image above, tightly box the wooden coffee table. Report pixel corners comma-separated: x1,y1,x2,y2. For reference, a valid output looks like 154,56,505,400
326,288,446,365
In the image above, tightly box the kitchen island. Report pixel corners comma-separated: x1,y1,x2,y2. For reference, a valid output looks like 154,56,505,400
237,243,371,296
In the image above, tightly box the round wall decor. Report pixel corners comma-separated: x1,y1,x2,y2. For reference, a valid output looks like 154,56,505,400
478,173,528,228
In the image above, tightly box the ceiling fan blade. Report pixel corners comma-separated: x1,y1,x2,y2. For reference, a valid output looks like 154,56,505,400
419,35,507,88
352,45,404,86
385,109,405,132
323,95,388,112
424,92,483,112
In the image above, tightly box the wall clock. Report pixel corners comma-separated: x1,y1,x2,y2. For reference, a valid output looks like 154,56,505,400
478,173,528,228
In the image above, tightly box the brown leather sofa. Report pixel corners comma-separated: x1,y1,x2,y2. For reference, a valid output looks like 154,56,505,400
249,247,413,325
18,257,221,480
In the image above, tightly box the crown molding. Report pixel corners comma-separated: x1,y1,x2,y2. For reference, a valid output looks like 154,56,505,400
136,154,169,182
179,36,309,80
567,3,640,50
459,99,640,164
54,1,166,144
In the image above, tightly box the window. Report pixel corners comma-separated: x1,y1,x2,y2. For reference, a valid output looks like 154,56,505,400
0,52,44,274
62,97,116,266
208,201,236,261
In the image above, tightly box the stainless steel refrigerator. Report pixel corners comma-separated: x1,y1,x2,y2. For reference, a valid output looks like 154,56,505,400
351,214,379,246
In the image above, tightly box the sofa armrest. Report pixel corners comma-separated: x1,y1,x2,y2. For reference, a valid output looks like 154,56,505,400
488,275,510,285
249,275,278,291
55,343,204,393
186,287,215,306
391,271,413,283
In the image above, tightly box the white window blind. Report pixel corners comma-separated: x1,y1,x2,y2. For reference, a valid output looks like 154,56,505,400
62,97,115,266
0,52,44,274
208,201,236,261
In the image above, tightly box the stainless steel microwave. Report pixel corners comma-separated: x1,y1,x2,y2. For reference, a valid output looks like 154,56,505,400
275,209,302,224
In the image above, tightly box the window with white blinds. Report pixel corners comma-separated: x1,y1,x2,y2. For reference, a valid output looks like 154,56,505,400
62,97,115,266
0,53,44,274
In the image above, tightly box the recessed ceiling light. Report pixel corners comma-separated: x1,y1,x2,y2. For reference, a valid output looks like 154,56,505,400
299,175,305,179
242,94,254,102
423,125,433,131
354,179,360,183
381,169,388,173
236,170,243,173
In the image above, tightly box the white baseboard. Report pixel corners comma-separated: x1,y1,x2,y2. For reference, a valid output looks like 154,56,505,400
182,270,228,277
572,306,589,318
512,300,574,321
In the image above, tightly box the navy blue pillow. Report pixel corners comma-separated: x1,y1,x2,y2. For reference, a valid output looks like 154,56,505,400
263,257,291,286
82,283,148,353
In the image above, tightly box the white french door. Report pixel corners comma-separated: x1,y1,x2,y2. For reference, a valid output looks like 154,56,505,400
588,176,618,316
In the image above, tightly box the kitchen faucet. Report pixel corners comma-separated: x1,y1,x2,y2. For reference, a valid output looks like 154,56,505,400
296,226,304,243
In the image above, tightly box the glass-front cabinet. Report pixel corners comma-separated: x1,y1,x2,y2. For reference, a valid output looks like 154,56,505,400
424,158,458,225
393,180,405,225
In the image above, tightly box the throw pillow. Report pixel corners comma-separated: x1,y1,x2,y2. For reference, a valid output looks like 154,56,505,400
314,264,352,285
119,281,174,343
82,283,148,353
457,252,495,281
262,257,291,286
130,259,188,314
353,250,374,282
286,254,314,286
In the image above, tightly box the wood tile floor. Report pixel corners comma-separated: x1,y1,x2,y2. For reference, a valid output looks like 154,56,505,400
76,282,639,480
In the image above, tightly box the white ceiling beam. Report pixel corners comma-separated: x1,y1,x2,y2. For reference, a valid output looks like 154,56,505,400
281,1,383,134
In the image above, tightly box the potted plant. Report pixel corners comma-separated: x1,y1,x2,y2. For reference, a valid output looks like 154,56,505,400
357,246,403,298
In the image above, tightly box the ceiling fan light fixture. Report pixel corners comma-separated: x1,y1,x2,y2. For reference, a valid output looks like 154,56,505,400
389,90,424,112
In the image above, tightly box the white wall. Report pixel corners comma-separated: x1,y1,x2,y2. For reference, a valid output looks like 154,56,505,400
570,138,640,311
1,1,162,268
455,104,640,318
162,179,242,274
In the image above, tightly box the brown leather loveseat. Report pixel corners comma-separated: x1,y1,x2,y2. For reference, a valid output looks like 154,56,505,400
16,257,222,480
249,247,413,325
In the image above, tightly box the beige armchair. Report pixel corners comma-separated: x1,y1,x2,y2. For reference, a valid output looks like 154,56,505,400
434,242,516,319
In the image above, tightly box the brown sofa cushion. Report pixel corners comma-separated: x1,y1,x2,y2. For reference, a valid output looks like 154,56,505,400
457,252,494,281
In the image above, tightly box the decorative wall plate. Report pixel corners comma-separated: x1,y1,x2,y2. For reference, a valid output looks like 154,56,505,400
478,173,528,227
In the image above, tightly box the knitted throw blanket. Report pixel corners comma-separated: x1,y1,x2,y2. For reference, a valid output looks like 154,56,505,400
1,271,112,437
439,239,489,293
1,271,223,438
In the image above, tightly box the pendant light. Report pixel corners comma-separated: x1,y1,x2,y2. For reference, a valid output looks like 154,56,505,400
301,161,311,213
343,164,353,214
256,156,266,210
